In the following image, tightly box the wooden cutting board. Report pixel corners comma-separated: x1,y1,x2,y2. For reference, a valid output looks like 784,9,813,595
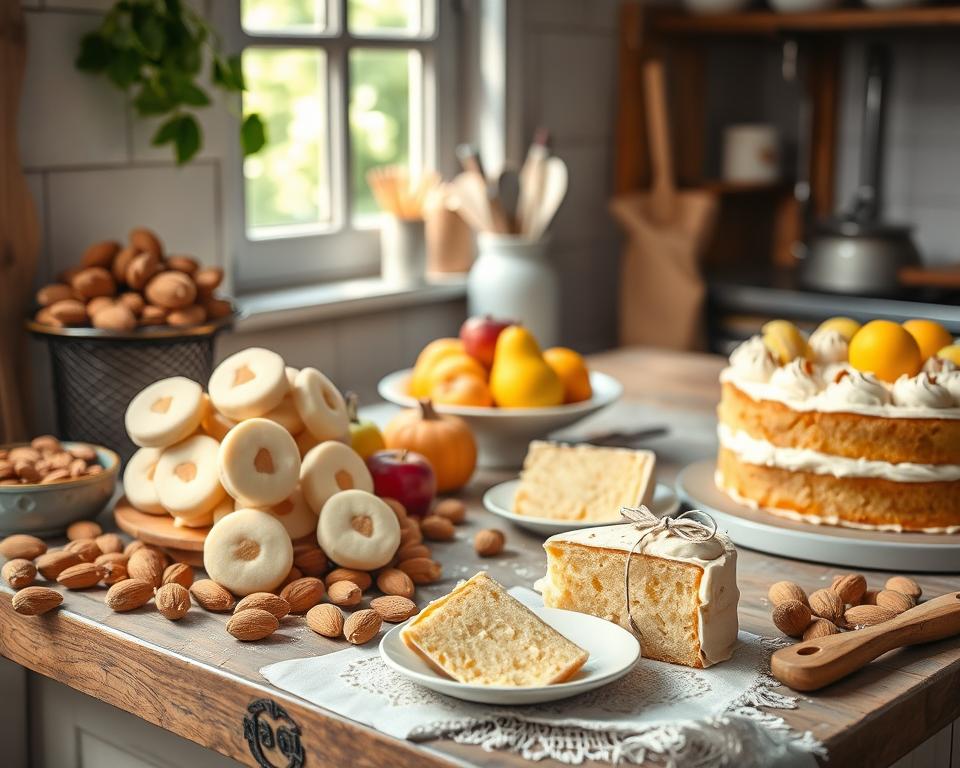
114,497,209,566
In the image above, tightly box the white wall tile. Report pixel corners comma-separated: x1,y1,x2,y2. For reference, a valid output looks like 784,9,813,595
46,163,219,277
218,321,338,380
335,310,406,402
20,11,129,168
399,301,465,363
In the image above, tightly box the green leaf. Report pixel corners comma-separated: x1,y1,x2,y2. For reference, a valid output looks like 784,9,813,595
106,48,143,88
214,54,245,92
151,113,202,164
167,74,210,107
240,113,266,156
151,114,182,146
132,6,165,59
76,33,112,72
133,79,173,115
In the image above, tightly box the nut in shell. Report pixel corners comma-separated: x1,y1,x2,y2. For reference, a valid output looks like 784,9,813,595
772,599,812,638
370,595,418,623
802,618,839,641
376,568,415,598
105,579,154,612
327,580,362,607
767,580,808,606
3,558,37,589
57,562,104,589
162,562,194,589
227,608,278,641
885,576,922,600
843,604,897,629
12,586,63,616
420,515,455,541
306,604,344,638
474,529,505,557
831,573,867,605
875,590,915,615
324,568,371,591
280,577,325,613
190,579,235,612
808,588,844,624
343,609,382,645
156,583,191,620
0,534,47,560
235,593,290,620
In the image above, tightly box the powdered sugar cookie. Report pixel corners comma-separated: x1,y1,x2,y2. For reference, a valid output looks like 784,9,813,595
154,434,226,518
125,376,204,448
261,392,304,435
203,508,293,596
300,441,373,514
219,418,300,507
208,347,287,420
292,368,349,441
318,489,400,570
123,447,165,514
262,486,317,541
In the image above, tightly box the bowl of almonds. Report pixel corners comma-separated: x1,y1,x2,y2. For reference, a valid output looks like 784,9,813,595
0,435,119,537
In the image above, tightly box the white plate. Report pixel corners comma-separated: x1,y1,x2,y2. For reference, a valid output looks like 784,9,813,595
379,605,640,705
377,369,622,468
482,480,680,537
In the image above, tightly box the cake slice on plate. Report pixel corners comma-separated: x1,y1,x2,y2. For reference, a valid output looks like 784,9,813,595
401,572,589,686
513,441,656,522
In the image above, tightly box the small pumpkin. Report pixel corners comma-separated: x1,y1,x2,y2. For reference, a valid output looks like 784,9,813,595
383,399,477,492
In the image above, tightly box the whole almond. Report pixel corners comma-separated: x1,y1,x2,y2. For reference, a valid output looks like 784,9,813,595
831,574,867,605
82,240,121,269
128,547,165,587
277,565,303,591
280,577,325,613
768,581,808,606
382,497,408,523
95,551,128,566
433,498,466,525
57,562,103,589
93,303,137,331
306,604,345,638
885,576,922,600
376,568,415,598
190,579,235,612
99,560,129,585
474,529,505,557
227,608,278,641
67,520,103,541
162,562,194,589
3,558,37,589
844,604,897,629
324,568,372,591
370,595,418,623
396,543,431,562
64,538,101,563
397,557,442,585
808,588,844,623
802,618,840,641
112,246,137,283
156,583,191,620
47,298,88,325
772,599,812,638
235,592,290,620
36,550,83,580
399,521,423,547
95,533,124,554
0,534,47,560
105,579,154,611
36,283,75,307
344,609,383,645
71,266,115,300
876,590,915,614
129,227,163,259
420,515,455,541
327,580,362,607
861,589,880,606
12,586,63,615
124,540,147,557
293,547,328,578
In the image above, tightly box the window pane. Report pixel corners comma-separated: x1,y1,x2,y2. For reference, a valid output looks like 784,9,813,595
243,48,331,238
349,48,420,219
242,0,327,35
348,0,430,37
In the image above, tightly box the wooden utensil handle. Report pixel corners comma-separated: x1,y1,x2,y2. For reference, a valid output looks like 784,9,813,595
772,592,960,692
643,60,677,224
899,265,960,289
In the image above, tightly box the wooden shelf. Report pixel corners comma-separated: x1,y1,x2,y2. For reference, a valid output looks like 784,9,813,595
651,5,960,35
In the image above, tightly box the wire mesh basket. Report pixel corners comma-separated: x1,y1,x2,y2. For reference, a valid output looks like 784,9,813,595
27,315,235,463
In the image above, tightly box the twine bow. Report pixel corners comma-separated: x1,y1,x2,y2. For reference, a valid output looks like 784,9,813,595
619,505,718,637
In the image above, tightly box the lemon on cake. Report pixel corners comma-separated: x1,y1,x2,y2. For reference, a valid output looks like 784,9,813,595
400,572,589,686
513,441,656,522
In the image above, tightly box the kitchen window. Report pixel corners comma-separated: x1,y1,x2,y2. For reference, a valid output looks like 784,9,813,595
214,0,457,292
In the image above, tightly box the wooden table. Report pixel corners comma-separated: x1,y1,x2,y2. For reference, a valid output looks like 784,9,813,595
2,348,959,768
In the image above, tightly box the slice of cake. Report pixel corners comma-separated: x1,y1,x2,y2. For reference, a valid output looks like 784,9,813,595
400,572,589,686
538,525,738,668
513,441,656,522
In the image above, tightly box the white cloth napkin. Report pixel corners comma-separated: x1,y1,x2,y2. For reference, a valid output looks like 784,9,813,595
261,588,823,767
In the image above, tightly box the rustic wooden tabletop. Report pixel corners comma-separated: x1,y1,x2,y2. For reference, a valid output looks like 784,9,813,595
1,348,958,768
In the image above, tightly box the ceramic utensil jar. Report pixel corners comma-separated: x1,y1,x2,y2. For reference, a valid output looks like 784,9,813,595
381,215,427,286
468,234,559,348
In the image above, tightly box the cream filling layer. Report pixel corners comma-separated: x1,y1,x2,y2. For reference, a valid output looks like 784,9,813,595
718,423,960,483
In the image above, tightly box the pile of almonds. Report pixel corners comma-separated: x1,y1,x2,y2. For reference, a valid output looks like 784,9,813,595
0,435,103,486
768,572,923,641
33,227,231,332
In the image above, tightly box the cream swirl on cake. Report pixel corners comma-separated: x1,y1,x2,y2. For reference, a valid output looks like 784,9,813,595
892,372,954,409
939,372,960,405
809,327,849,365
924,356,957,375
728,336,776,383
769,358,821,399
823,370,890,407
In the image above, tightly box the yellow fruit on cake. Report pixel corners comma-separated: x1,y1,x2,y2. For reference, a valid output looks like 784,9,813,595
849,319,922,383
761,319,810,364
425,353,487,393
938,344,960,366
431,374,494,407
902,319,954,361
490,326,564,408
410,338,464,397
814,316,862,341
543,347,593,404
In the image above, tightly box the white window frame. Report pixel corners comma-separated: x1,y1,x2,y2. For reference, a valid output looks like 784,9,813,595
213,0,461,294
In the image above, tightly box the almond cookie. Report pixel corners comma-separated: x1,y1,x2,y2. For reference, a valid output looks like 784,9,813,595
123,447,165,514
292,368,349,441
300,441,373,514
203,508,293,596
211,495,235,525
255,486,317,541
154,434,226,518
201,396,236,441
125,376,204,448
208,347,288,420
318,489,400,571
92,303,137,331
218,418,300,507
167,305,206,327
145,271,197,310
71,267,116,299
125,252,162,291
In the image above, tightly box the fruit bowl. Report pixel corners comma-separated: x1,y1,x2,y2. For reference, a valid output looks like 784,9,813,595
378,369,622,467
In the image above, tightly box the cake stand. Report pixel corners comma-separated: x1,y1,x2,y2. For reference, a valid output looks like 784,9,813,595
114,497,208,566
676,460,960,573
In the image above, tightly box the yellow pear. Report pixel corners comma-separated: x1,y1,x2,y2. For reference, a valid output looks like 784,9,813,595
489,326,564,408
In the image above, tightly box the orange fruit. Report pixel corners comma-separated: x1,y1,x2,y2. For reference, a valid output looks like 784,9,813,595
431,374,493,407
849,320,922,383
410,338,463,397
902,319,954,361
761,320,810,365
814,317,861,341
938,344,960,366
425,353,487,393
543,347,593,404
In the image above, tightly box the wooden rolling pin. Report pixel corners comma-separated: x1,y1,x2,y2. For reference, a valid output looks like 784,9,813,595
771,591,960,692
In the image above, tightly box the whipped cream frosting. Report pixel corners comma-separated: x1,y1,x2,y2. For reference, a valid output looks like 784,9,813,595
538,523,739,667
719,423,960,483
924,356,958,374
892,372,954,408
940,372,960,402
728,335,776,383
769,359,821,399
824,370,890,407
808,328,849,365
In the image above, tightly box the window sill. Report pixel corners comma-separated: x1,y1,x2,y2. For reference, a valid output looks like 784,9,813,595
233,275,468,333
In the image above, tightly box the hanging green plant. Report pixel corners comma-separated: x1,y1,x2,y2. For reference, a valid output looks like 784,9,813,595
75,0,266,165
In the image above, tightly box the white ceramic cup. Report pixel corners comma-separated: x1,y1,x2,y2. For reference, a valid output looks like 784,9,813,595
722,124,780,184
381,216,427,286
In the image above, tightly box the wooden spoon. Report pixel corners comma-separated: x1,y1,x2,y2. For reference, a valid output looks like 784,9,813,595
771,591,960,692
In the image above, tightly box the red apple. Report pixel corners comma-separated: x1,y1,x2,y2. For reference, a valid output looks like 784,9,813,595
367,449,436,517
460,315,512,367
